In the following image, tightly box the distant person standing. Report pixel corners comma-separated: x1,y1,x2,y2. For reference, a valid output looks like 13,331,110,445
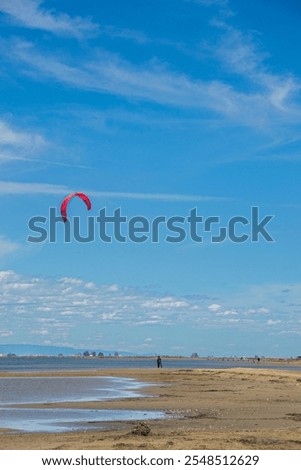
157,355,162,368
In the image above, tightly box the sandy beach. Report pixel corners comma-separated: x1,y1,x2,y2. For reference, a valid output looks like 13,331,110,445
1,366,301,450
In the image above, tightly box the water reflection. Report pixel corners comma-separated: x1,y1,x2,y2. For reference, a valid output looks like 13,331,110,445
0,376,145,405
0,407,166,433
0,376,162,433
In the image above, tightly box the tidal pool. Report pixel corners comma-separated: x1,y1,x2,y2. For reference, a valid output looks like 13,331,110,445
0,407,166,433
0,376,166,433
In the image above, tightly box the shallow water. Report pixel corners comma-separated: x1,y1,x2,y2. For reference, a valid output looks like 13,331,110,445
0,376,145,405
0,407,166,433
0,375,164,433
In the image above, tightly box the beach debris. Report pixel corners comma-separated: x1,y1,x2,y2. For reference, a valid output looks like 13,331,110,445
131,421,151,436
60,192,91,222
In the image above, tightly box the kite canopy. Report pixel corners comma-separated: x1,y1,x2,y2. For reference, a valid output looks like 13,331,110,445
60,192,92,222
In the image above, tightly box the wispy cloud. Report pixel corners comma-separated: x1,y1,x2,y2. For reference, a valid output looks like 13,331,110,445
0,236,20,258
6,40,235,112
88,191,226,202
187,0,228,6
0,181,69,195
101,25,148,44
185,0,233,18
0,0,299,134
0,0,98,38
0,118,93,168
0,181,226,202
212,23,301,114
4,36,301,130
0,119,42,147
0,118,46,163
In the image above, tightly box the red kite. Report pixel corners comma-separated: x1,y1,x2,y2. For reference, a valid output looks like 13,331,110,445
60,192,91,222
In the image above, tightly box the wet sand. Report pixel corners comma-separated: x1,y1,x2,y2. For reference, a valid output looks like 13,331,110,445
1,367,301,449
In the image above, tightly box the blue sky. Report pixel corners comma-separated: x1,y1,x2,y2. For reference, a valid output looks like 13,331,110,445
0,0,301,357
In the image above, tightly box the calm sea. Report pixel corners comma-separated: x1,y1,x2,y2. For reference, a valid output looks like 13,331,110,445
0,356,300,372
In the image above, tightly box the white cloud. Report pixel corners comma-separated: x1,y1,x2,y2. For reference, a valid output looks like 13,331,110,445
0,330,12,337
213,24,301,114
267,320,281,326
101,25,148,44
0,181,69,195
0,236,20,258
0,0,98,38
6,40,237,112
0,119,43,147
30,328,49,335
0,119,46,164
141,298,190,309
0,118,92,168
0,1,298,136
0,270,13,280
0,271,299,348
245,307,270,315
187,0,229,6
4,35,300,130
258,307,270,314
185,0,228,6
0,272,204,342
208,303,221,312
221,309,238,316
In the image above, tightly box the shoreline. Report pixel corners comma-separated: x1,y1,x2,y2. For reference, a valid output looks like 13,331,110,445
1,367,301,449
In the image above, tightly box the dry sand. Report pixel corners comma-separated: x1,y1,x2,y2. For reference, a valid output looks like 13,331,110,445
1,367,301,449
